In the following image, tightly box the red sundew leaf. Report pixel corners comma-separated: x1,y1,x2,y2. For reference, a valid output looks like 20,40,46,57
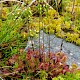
27,48,33,54
38,63,44,70
8,58,16,65
44,63,49,71
62,68,71,74
51,56,57,64
14,68,21,72
50,68,61,77
18,60,24,69
19,48,24,54
63,65,69,69
55,52,62,57
60,53,65,59
54,62,61,68
49,63,55,70
50,53,55,59
61,55,67,63
56,57,61,62
62,69,66,74
7,54,19,65
27,59,35,69
30,62,35,69
33,50,39,56
39,54,46,62
33,54,39,59
61,65,70,74
26,49,37,60
20,69,25,73
38,62,49,71
26,53,31,60
48,52,54,58
13,74,22,78
40,44,44,51
58,62,64,66
12,54,19,59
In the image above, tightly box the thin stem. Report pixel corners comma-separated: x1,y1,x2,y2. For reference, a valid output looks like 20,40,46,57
60,39,64,52
71,0,75,15
31,37,34,51
42,3,44,54
0,1,2,18
48,27,50,60
54,0,58,12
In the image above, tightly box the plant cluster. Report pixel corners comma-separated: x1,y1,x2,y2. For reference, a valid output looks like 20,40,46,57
0,48,80,80
0,4,33,58
28,0,80,46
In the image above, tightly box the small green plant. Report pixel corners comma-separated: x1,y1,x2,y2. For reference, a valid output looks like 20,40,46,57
0,4,33,58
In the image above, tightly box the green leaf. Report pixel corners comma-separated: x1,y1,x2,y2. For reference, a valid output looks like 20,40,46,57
52,77,58,80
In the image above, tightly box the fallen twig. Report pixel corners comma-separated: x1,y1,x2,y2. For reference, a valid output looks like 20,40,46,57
0,0,24,4
43,0,54,9
26,0,54,9
3,71,18,76
0,66,12,69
